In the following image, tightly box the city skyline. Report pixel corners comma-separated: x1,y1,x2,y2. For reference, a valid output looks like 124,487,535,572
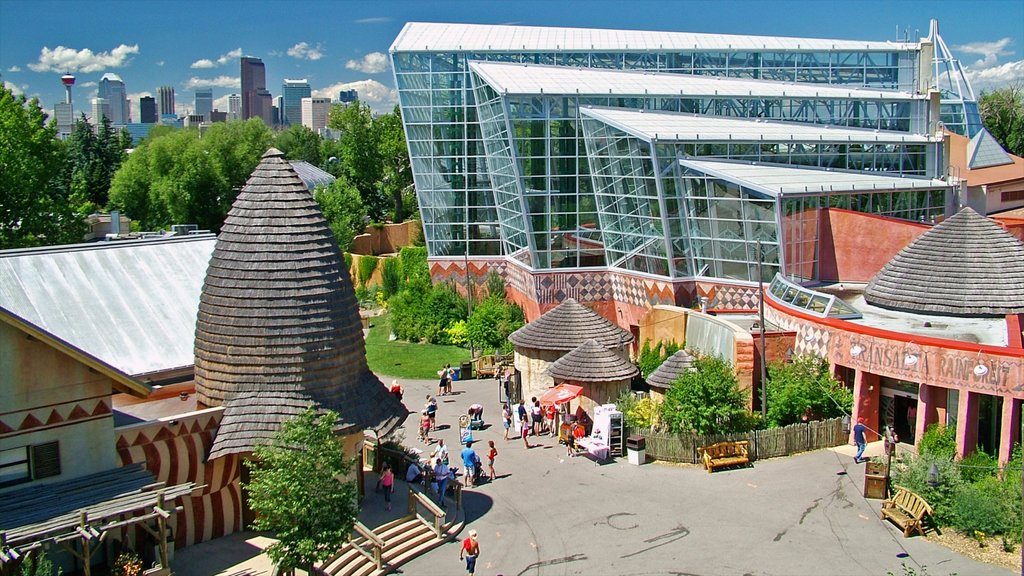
0,0,1021,122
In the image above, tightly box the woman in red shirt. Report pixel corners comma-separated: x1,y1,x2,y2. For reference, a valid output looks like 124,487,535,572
460,529,480,575
486,440,497,480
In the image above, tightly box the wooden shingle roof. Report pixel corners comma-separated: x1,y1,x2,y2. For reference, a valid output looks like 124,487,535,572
508,298,633,351
864,207,1024,317
195,149,404,459
547,338,639,382
645,349,695,390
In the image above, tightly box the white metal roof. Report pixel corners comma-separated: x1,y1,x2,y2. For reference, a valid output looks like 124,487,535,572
580,106,937,143
0,235,215,377
392,22,916,53
469,61,919,101
678,158,951,196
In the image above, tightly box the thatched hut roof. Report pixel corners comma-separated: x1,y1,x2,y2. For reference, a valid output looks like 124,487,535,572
195,149,404,459
864,207,1024,317
547,339,639,382
645,349,695,390
509,298,633,351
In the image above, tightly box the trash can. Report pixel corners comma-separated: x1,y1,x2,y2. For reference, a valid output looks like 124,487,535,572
626,435,646,465
452,368,460,381
460,361,473,380
864,461,887,499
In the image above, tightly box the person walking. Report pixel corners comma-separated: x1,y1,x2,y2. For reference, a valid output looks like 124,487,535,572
853,417,867,463
502,403,512,441
426,396,438,431
459,529,480,575
433,458,450,508
438,365,449,396
419,409,431,444
520,416,532,449
380,463,394,511
516,400,528,434
461,441,477,487
531,398,543,436
390,379,403,402
487,440,497,480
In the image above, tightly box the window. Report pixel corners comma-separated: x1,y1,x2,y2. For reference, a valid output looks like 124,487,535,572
1002,190,1024,203
0,441,60,488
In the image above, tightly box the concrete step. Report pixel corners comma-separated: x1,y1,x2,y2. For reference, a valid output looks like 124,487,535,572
323,516,465,576
375,520,464,575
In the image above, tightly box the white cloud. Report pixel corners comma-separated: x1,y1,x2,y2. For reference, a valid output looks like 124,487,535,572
190,58,216,69
345,52,388,74
965,59,1024,93
4,80,22,95
8,65,21,72
186,75,239,89
80,81,97,88
287,42,324,61
213,94,231,112
128,91,152,100
157,60,165,67
313,79,397,113
217,48,242,65
954,38,1014,70
354,17,390,24
28,43,139,73
191,48,241,69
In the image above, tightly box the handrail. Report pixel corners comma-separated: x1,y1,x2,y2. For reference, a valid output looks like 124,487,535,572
353,520,384,548
350,520,383,569
409,489,446,538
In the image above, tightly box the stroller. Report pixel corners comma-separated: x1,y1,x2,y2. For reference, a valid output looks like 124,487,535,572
471,452,484,484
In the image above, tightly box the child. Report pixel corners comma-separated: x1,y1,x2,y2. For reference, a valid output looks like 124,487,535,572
419,409,431,444
426,396,438,431
520,416,531,449
487,440,497,480
502,404,512,441
380,463,394,511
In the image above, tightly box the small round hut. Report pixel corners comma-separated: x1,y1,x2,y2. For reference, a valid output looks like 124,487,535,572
547,339,639,414
194,149,405,462
644,349,695,401
508,298,633,401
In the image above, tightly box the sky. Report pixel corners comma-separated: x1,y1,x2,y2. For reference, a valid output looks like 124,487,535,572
1,0,1021,120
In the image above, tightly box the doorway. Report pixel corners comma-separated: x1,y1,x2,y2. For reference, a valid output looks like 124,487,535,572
893,395,918,445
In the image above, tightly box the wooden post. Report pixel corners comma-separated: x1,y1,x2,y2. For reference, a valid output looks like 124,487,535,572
79,511,91,576
156,492,169,568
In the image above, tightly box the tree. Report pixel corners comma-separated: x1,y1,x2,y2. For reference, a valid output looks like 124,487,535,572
376,106,413,222
65,114,128,215
659,354,748,435
328,102,387,221
244,407,358,574
466,295,524,353
979,83,1024,157
765,354,852,427
314,177,367,251
274,124,323,165
0,85,82,248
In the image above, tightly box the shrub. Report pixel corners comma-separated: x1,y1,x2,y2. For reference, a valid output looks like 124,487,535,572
637,339,682,378
484,270,506,299
765,354,852,426
343,251,353,270
445,319,469,347
659,354,749,435
890,455,964,526
421,282,467,345
357,255,379,287
466,295,525,353
918,424,957,460
959,450,998,484
398,245,429,283
380,256,402,299
953,476,1016,537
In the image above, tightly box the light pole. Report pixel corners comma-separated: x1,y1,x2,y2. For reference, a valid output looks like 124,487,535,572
756,240,767,420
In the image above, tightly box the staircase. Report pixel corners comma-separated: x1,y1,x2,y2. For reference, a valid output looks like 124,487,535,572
319,488,464,576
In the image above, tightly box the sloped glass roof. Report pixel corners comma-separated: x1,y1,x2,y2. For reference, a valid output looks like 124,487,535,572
967,128,1014,169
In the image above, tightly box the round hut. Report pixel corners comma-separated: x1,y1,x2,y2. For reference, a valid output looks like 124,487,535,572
547,339,639,414
508,298,633,401
194,148,405,462
644,349,695,401
864,207,1024,317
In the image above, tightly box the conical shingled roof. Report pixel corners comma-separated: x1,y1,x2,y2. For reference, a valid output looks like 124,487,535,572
195,149,404,459
547,339,639,382
645,349,695,390
864,207,1024,317
508,298,633,351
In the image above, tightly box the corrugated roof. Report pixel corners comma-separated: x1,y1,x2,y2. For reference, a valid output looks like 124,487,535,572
0,235,216,377
677,158,950,197
967,128,1014,169
289,160,336,191
469,61,919,101
196,149,405,460
392,22,915,53
581,106,937,143
509,298,633,351
646,349,695,390
864,207,1024,317
547,339,639,382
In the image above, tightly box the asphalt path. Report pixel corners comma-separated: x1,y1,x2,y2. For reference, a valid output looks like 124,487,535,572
387,374,1013,576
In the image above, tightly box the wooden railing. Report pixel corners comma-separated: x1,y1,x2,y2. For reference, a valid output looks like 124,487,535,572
629,417,846,464
408,489,446,538
350,520,384,570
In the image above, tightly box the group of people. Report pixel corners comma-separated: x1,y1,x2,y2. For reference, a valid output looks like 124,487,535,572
438,363,456,396
419,395,439,443
501,397,561,447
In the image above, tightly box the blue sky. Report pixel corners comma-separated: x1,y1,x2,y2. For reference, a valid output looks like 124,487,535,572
1,0,1021,119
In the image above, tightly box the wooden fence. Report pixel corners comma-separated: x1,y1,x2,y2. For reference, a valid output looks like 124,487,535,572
628,417,846,464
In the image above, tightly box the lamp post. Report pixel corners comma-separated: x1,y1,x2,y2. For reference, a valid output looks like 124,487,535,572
756,240,767,420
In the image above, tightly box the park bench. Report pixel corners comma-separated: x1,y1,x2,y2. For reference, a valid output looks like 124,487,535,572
881,485,933,537
700,441,749,473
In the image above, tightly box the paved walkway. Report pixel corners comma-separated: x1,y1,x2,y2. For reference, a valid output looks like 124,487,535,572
174,374,1014,576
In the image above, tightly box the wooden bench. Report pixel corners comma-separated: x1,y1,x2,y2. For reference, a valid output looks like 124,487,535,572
881,485,933,537
700,441,749,473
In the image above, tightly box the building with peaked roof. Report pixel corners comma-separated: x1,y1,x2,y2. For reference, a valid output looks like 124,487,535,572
547,338,638,413
645,349,695,396
948,129,1024,216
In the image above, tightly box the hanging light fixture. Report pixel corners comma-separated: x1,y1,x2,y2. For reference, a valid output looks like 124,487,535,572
973,350,989,377
850,344,864,357
904,342,919,367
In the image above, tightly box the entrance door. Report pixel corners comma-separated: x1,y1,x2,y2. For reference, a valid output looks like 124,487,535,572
893,395,917,445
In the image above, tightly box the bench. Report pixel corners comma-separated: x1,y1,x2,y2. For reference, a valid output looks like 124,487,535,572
881,485,933,537
700,441,750,473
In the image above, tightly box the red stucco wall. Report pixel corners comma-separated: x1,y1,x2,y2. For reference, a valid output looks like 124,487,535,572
818,209,930,283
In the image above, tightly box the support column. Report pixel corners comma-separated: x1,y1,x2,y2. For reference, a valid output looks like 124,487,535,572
851,369,881,444
956,390,979,459
915,383,943,446
999,398,1021,466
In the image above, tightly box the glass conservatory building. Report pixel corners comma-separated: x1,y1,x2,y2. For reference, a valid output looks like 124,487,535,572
390,21,976,314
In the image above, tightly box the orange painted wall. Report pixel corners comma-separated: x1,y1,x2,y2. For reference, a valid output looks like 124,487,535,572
817,209,930,283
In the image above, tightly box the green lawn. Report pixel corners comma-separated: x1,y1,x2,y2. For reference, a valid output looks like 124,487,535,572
364,313,472,380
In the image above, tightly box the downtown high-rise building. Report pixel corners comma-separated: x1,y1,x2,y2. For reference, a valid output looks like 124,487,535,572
227,94,241,120
98,73,129,125
241,57,272,124
139,96,157,124
157,85,175,118
91,97,111,125
300,96,331,131
281,79,311,126
338,89,358,104
194,88,213,121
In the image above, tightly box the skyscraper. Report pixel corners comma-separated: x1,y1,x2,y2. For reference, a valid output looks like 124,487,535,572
281,79,310,126
194,88,213,121
91,97,111,125
338,89,358,104
301,97,330,131
98,73,129,125
54,74,75,139
139,96,157,124
240,57,267,121
227,94,241,120
157,86,175,118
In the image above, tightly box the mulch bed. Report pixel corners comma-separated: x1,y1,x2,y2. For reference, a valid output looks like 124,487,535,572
928,530,1021,573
